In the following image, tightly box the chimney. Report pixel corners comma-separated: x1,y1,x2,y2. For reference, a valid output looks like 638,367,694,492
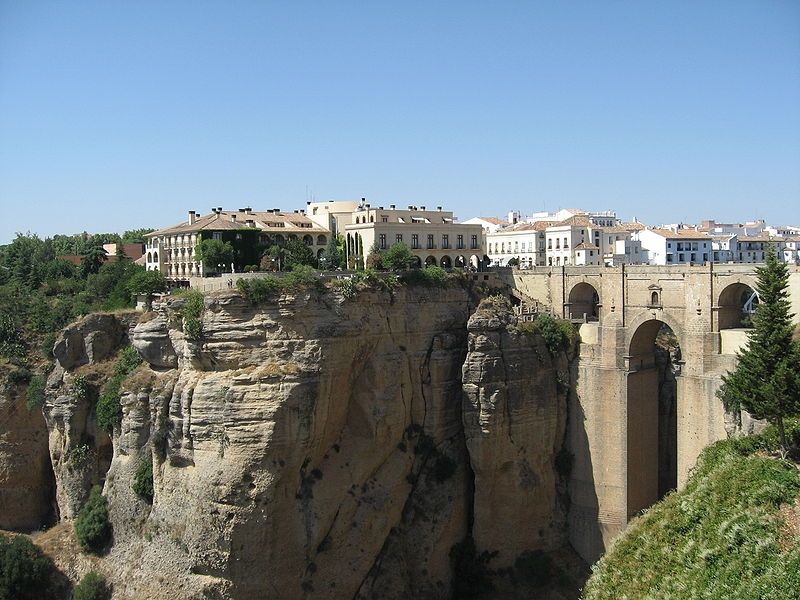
390,204,395,209
189,210,196,225
217,207,222,213
437,206,442,211
246,219,255,227
231,214,237,222
420,206,426,211
408,205,413,210
238,208,245,213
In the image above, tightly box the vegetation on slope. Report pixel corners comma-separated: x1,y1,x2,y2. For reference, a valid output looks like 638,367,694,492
584,424,800,599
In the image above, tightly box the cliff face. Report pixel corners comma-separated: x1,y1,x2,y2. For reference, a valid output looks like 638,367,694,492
35,286,577,599
462,300,571,564
0,382,54,530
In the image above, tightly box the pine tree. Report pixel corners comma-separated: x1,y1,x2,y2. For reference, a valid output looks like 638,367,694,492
718,247,800,452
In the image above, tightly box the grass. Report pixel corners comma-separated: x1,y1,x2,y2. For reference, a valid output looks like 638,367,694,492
584,423,800,599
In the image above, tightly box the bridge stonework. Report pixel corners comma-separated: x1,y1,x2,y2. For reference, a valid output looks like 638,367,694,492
506,264,800,563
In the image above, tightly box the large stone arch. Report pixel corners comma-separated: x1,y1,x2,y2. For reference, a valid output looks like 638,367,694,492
440,255,452,269
567,281,600,321
716,281,758,330
626,317,681,520
425,255,437,267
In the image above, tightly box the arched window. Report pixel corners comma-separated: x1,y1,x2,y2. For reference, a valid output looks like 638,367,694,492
651,291,660,306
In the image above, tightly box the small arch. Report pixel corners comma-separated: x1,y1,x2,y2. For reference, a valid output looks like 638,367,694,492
274,234,285,246
152,251,159,263
469,254,480,269
650,291,660,306
717,282,758,330
425,255,437,267
568,282,600,321
147,252,152,262
288,234,298,242
303,234,313,246
440,255,452,268
317,248,324,258
317,234,327,245
455,255,466,268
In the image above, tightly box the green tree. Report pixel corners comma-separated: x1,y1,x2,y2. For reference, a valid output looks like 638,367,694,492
195,239,234,273
319,235,342,270
284,239,316,270
126,270,166,297
72,571,109,600
74,486,111,554
80,246,108,277
718,248,800,452
0,533,52,600
381,242,416,270
121,228,154,244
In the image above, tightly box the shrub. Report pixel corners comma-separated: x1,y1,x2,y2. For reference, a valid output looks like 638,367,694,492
6,367,32,387
40,331,57,359
25,375,46,410
72,374,90,401
284,265,323,291
0,533,52,600
400,266,450,287
237,277,282,304
96,347,143,431
74,486,111,554
517,314,577,356
132,458,154,503
178,291,204,340
72,571,109,600
0,312,25,358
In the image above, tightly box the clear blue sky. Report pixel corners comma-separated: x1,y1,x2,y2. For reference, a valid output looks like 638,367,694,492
1,1,798,243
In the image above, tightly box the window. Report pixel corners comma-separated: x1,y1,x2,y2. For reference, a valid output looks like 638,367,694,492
548,239,552,249
427,234,435,249
564,237,569,249
396,233,403,244
382,216,388,223
651,291,660,305
412,234,419,249
556,239,560,249
679,253,684,261
457,234,464,249
703,253,708,262
379,234,387,250
667,254,673,263
212,232,222,240
471,235,478,249
690,253,696,262
442,234,449,249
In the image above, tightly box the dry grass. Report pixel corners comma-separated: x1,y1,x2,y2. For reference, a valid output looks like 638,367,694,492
123,364,158,394
778,497,800,552
137,311,158,324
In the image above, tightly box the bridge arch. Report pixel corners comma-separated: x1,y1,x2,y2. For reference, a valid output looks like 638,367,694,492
567,282,600,321
626,317,681,520
717,281,758,330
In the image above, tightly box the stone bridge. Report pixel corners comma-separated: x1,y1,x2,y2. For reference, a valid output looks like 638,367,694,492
505,264,800,562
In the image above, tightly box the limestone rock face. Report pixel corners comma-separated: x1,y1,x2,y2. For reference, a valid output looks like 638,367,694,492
53,313,129,370
44,312,134,519
0,386,54,530
104,287,477,600
462,299,571,566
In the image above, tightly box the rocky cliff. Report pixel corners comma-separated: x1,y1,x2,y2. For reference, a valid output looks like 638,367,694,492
32,284,580,599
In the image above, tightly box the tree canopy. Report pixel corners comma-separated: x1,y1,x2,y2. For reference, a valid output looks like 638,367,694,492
195,239,234,271
381,242,417,270
718,247,800,451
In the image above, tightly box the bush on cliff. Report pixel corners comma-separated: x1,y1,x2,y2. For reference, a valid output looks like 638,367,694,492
515,313,577,355
178,290,204,339
0,534,52,600
74,486,111,554
72,571,109,600
584,422,800,599
96,346,143,431
132,457,154,503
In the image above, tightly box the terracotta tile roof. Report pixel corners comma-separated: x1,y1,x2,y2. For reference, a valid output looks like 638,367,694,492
550,215,593,227
574,242,599,250
738,235,784,243
620,221,646,231
600,226,632,235
647,228,710,239
478,217,507,225
148,210,329,236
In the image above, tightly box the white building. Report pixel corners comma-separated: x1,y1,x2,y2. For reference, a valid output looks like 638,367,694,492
462,216,509,234
486,222,548,267
637,228,712,265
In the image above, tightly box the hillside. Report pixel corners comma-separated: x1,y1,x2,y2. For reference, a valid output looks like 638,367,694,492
584,426,800,599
